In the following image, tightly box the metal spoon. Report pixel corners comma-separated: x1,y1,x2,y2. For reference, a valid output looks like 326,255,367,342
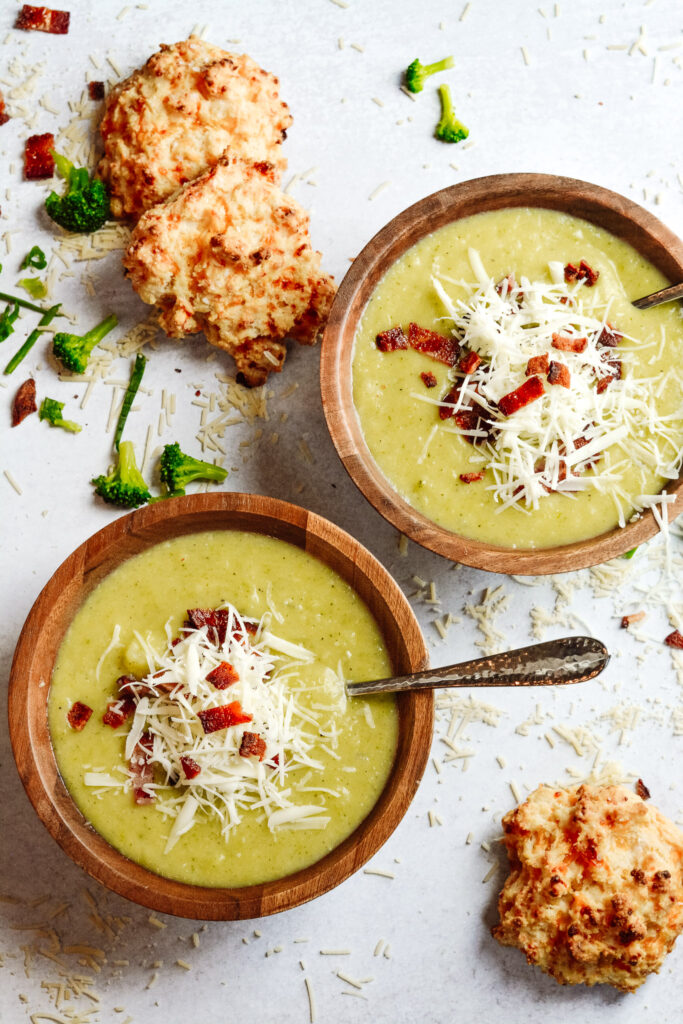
346,635,608,696
632,282,683,310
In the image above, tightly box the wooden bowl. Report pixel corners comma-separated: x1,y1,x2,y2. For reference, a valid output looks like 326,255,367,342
9,493,431,920
321,172,683,574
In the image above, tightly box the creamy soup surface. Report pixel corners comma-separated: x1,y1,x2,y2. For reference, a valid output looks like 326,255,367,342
352,207,683,549
49,531,397,887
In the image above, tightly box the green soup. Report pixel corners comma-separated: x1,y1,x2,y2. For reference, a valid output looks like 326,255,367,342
49,531,397,887
353,207,683,549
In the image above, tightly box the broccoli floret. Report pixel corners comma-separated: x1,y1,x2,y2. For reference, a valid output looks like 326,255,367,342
434,83,469,144
52,313,118,374
39,397,81,433
45,151,110,234
159,442,228,496
92,439,151,508
404,55,454,93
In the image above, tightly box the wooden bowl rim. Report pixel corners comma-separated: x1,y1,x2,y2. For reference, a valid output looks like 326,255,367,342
320,171,683,574
9,492,431,920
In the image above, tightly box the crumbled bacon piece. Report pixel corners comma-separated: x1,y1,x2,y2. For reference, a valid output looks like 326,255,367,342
664,630,683,650
67,700,92,731
24,133,55,179
88,80,105,100
597,324,622,348
438,386,459,420
130,732,155,804
117,673,177,698
103,696,136,728
547,361,571,388
375,325,408,352
0,91,9,127
239,731,267,761
564,260,599,286
596,359,622,393
180,755,201,780
459,350,481,375
420,371,437,388
12,378,37,426
198,701,252,734
459,472,484,483
551,333,587,354
635,778,651,801
408,322,460,365
621,612,646,629
525,353,549,377
16,4,70,33
495,273,517,297
454,404,491,444
206,661,239,689
498,376,545,417
185,607,231,645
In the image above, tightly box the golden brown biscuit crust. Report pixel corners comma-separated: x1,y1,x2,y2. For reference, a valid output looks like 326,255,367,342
99,37,292,220
123,154,335,386
493,783,683,992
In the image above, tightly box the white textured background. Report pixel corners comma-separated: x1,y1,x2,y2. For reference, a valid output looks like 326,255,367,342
1,1,683,1022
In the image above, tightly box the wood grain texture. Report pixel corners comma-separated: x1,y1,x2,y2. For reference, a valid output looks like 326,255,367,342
320,172,683,574
8,493,431,920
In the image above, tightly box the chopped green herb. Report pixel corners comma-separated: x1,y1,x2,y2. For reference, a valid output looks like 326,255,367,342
18,277,48,300
4,303,61,375
622,547,638,560
114,352,147,449
21,246,47,271
0,302,20,343
39,396,81,433
52,313,118,374
0,290,58,315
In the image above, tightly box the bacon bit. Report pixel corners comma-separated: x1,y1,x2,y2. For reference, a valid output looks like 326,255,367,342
185,607,231,645
16,4,70,33
459,472,484,483
206,661,239,689
596,359,622,393
452,403,492,445
239,731,267,761
103,696,136,728
547,361,571,388
408,322,460,365
495,273,517,297
438,386,459,420
664,630,683,650
420,371,437,388
0,91,9,127
459,350,482,375
180,755,201,780
88,81,105,101
498,376,545,417
635,778,651,801
559,295,573,306
621,612,646,629
12,379,37,426
564,260,599,286
198,701,252,734
67,700,92,731
375,325,407,352
597,324,622,348
24,133,55,180
130,733,155,804
551,333,587,354
270,752,280,768
525,353,549,377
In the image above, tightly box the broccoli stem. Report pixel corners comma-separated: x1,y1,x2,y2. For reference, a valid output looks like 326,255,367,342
4,304,61,375
423,56,455,77
0,289,57,315
438,81,455,122
114,352,147,450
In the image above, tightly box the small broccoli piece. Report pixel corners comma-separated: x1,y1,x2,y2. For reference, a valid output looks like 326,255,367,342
45,151,110,234
21,245,47,270
434,83,469,144
39,397,81,433
52,313,118,374
92,439,151,508
159,442,228,496
18,277,48,300
404,55,454,93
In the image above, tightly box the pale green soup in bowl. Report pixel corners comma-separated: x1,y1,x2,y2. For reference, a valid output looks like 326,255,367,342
322,175,683,573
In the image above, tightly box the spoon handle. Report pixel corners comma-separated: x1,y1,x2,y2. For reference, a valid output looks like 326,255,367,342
632,282,683,310
346,636,608,697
